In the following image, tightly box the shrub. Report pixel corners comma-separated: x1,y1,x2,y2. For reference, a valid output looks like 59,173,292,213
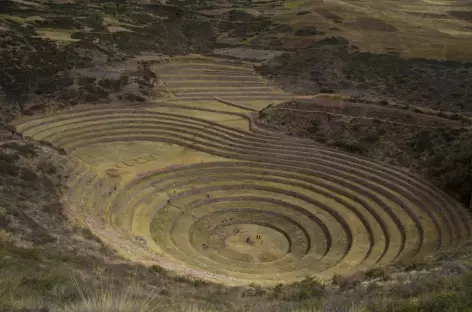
308,120,319,133
258,110,267,119
242,283,266,297
365,267,390,281
297,11,311,16
404,260,429,272
150,265,167,276
83,12,106,31
320,88,335,94
2,142,37,157
77,76,96,86
332,274,347,288
332,140,368,155
285,276,325,300
0,154,20,176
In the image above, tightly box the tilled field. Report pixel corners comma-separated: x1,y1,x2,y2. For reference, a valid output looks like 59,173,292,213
11,57,472,286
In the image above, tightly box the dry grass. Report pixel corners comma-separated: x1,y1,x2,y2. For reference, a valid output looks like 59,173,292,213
56,277,162,312
0,252,51,311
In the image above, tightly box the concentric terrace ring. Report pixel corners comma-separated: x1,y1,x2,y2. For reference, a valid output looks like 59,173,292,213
13,103,471,285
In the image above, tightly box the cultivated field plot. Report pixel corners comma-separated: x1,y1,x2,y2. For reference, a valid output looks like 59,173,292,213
12,58,472,286
155,56,294,106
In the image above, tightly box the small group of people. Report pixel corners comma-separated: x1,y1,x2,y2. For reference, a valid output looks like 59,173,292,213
245,235,262,245
202,243,209,250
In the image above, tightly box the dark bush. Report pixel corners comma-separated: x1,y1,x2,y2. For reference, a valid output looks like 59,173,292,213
2,142,37,157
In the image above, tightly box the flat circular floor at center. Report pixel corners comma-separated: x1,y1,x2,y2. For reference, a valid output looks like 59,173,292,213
209,223,289,263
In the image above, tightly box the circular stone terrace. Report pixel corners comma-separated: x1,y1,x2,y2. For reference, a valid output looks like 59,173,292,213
12,56,472,286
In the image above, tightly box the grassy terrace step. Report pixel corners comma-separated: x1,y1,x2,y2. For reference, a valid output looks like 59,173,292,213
68,168,96,215
171,96,294,101
53,123,453,228
63,134,449,256
157,58,255,67
164,81,270,88
171,89,285,95
124,178,345,240
169,210,336,276
94,178,115,221
13,103,472,284
148,193,351,279
161,75,265,82
131,173,380,262
67,160,88,202
50,121,459,238
67,168,436,280
146,189,374,280
16,110,433,180
147,208,311,279
22,108,464,243
80,174,100,215
156,64,255,73
189,200,323,249
126,179,353,255
65,159,118,220
160,70,260,77
66,158,82,185
15,111,313,154
187,199,326,255
132,180,402,264
171,87,281,93
174,206,316,264
52,123,424,192
122,164,405,263
22,114,300,153
14,105,457,192
159,58,255,68
170,94,291,99
121,164,442,263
